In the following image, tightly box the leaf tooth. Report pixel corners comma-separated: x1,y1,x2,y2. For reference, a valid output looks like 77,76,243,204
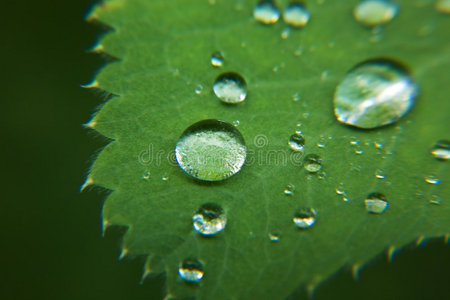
119,247,129,260
80,80,99,89
415,235,426,247
306,275,324,298
387,245,397,263
86,42,105,54
83,116,98,129
101,219,111,237
79,176,94,192
351,262,363,281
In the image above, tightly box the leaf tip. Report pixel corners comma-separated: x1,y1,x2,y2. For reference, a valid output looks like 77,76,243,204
83,117,98,129
119,247,129,260
80,80,99,89
87,42,105,54
101,219,111,237
80,176,94,192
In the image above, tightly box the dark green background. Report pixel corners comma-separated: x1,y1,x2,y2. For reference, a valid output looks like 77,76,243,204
1,0,448,299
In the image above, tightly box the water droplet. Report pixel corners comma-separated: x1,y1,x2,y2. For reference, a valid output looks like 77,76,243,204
292,92,301,102
269,232,281,242
317,136,327,148
293,208,317,229
254,0,280,24
365,192,389,214
334,59,417,129
425,175,441,185
320,70,329,81
211,51,224,67
374,141,384,149
284,184,296,195
283,1,310,28
375,169,386,179
142,171,151,180
161,175,169,181
213,72,247,104
436,0,450,14
281,27,290,39
317,171,327,179
303,154,323,173
193,203,227,235
288,132,305,151
353,0,399,27
232,120,240,127
175,119,247,181
294,46,304,56
429,195,442,205
430,140,450,161
194,84,203,95
178,259,204,282
336,183,346,195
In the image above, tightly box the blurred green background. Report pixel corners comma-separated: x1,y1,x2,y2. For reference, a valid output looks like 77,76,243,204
1,0,448,299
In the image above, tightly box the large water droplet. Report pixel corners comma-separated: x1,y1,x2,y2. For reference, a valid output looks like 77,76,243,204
293,208,317,229
254,0,280,24
175,119,246,181
213,72,247,104
334,59,417,129
425,175,441,185
365,192,389,214
353,0,399,27
288,132,305,151
430,140,450,161
283,2,310,28
303,154,323,173
178,259,204,282
193,203,227,235
436,0,450,14
211,51,224,67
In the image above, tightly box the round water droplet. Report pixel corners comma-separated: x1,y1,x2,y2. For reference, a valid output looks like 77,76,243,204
142,171,151,180
281,27,290,39
232,120,240,127
269,232,281,242
211,51,224,67
436,0,450,14
292,92,301,102
161,175,169,181
283,2,310,28
254,0,280,24
293,208,317,229
175,119,247,181
353,0,399,27
194,84,203,95
334,59,417,129
430,195,442,205
303,154,322,173
178,259,204,282
375,169,386,179
365,192,389,214
430,140,450,161
284,184,296,195
317,171,327,179
336,183,346,195
193,203,227,235
213,72,247,104
425,175,441,185
288,132,305,151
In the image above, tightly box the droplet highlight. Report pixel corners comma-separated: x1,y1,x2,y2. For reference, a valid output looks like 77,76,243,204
303,154,323,173
269,232,281,242
178,259,204,283
284,184,296,195
254,0,280,24
353,0,399,27
283,2,310,28
288,132,305,151
425,175,441,185
293,208,317,229
430,140,450,161
193,203,227,235
334,59,417,129
211,51,224,67
365,192,389,214
213,72,247,104
375,169,386,179
175,119,246,181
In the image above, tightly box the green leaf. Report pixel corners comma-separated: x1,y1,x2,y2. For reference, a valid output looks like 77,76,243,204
84,0,450,299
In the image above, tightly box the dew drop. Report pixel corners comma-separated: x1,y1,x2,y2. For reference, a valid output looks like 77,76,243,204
288,132,305,151
293,208,317,229
317,171,327,179
194,84,203,95
161,175,169,181
213,72,247,104
142,171,151,180
292,92,301,102
425,175,441,185
284,184,296,195
365,192,389,214
375,169,386,179
283,1,310,28
436,0,450,14
334,59,417,129
430,195,442,205
430,140,450,161
374,140,384,149
336,183,346,195
175,119,246,181
232,120,240,127
303,154,323,173
211,51,224,67
254,0,280,24
269,232,281,242
193,203,227,235
281,27,291,39
178,259,204,282
353,0,399,27
317,136,327,148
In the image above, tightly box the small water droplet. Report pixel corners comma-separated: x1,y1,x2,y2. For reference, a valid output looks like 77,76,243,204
430,140,450,161
336,183,346,195
350,139,359,145
375,169,386,179
374,140,384,149
334,59,417,129
429,195,442,205
317,171,327,179
281,27,290,39
254,0,280,24
317,136,327,148
161,175,169,181
294,46,304,56
193,203,227,235
354,0,399,27
320,70,329,81
211,51,224,67
292,92,301,102
175,119,247,181
436,0,450,14
178,259,204,282
142,171,151,180
293,208,317,229
232,120,240,127
269,232,281,242
288,132,305,151
304,154,323,173
213,72,247,104
194,84,203,95
283,1,310,28
284,184,296,195
425,175,441,185
365,192,389,214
